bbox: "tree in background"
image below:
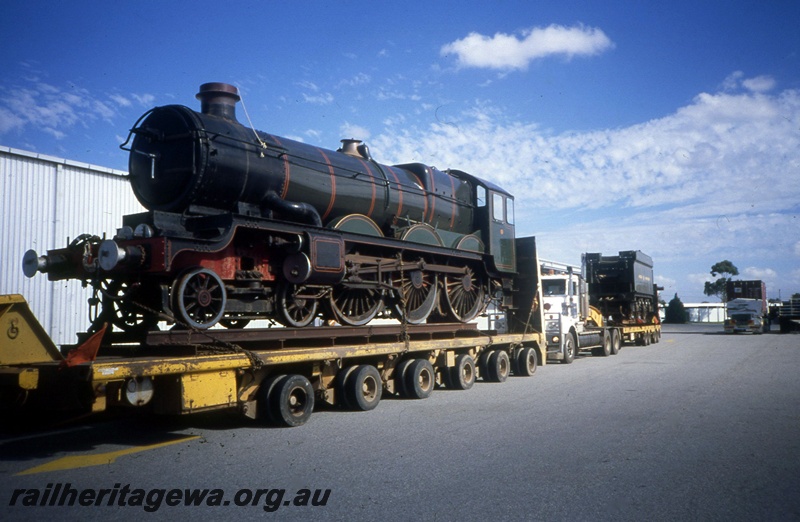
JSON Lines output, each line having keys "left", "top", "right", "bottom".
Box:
{"left": 665, "top": 293, "right": 688, "bottom": 323}
{"left": 703, "top": 260, "right": 739, "bottom": 302}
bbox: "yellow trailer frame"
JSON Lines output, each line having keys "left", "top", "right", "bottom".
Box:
{"left": 1, "top": 295, "right": 544, "bottom": 426}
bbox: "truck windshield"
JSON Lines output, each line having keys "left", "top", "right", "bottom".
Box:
{"left": 544, "top": 280, "right": 566, "bottom": 295}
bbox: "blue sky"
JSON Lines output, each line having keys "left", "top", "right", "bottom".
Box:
{"left": 2, "top": 1, "right": 799, "bottom": 302}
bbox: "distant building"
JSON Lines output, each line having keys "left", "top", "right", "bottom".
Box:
{"left": 682, "top": 302, "right": 726, "bottom": 323}
{"left": 1, "top": 146, "right": 144, "bottom": 345}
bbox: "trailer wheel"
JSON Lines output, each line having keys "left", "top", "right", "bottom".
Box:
{"left": 487, "top": 350, "right": 510, "bottom": 382}
{"left": 610, "top": 330, "right": 620, "bottom": 355}
{"left": 405, "top": 359, "right": 435, "bottom": 399}
{"left": 257, "top": 374, "right": 287, "bottom": 423}
{"left": 600, "top": 332, "right": 612, "bottom": 357}
{"left": 271, "top": 375, "right": 314, "bottom": 427}
{"left": 514, "top": 346, "right": 537, "bottom": 376}
{"left": 345, "top": 365, "right": 382, "bottom": 411}
{"left": 562, "top": 334, "right": 576, "bottom": 364}
{"left": 393, "top": 359, "right": 415, "bottom": 397}
{"left": 478, "top": 350, "right": 492, "bottom": 381}
{"left": 449, "top": 354, "right": 476, "bottom": 389}
{"left": 336, "top": 365, "right": 360, "bottom": 409}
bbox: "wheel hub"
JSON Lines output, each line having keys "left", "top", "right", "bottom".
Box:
{"left": 196, "top": 288, "right": 213, "bottom": 308}
{"left": 409, "top": 270, "right": 424, "bottom": 289}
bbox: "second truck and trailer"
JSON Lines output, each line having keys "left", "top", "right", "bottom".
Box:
{"left": 541, "top": 251, "right": 661, "bottom": 363}
{"left": 724, "top": 280, "right": 769, "bottom": 334}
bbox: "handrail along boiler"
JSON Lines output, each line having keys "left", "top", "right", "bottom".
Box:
{"left": 23, "top": 83, "right": 519, "bottom": 335}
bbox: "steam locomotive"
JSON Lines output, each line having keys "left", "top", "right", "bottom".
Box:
{"left": 23, "top": 83, "right": 518, "bottom": 335}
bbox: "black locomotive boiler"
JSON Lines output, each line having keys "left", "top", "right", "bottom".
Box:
{"left": 24, "top": 83, "right": 518, "bottom": 334}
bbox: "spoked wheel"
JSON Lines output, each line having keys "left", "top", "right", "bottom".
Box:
{"left": 442, "top": 265, "right": 486, "bottom": 322}
{"left": 276, "top": 282, "right": 319, "bottom": 327}
{"left": 99, "top": 279, "right": 158, "bottom": 334}
{"left": 326, "top": 282, "right": 383, "bottom": 326}
{"left": 393, "top": 266, "right": 438, "bottom": 324}
{"left": 172, "top": 267, "right": 227, "bottom": 329}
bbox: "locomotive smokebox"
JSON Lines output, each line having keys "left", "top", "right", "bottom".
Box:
{"left": 196, "top": 82, "right": 240, "bottom": 121}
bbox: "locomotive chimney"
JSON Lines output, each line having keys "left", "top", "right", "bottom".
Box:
{"left": 196, "top": 82, "right": 240, "bottom": 121}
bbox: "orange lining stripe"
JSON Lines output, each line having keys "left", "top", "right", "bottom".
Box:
{"left": 427, "top": 167, "right": 436, "bottom": 223}
{"left": 408, "top": 171, "right": 427, "bottom": 222}
{"left": 357, "top": 158, "right": 376, "bottom": 218}
{"left": 318, "top": 148, "right": 336, "bottom": 221}
{"left": 448, "top": 174, "right": 456, "bottom": 230}
{"left": 387, "top": 167, "right": 403, "bottom": 216}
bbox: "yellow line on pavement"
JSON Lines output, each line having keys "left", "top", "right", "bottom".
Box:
{"left": 16, "top": 435, "right": 200, "bottom": 476}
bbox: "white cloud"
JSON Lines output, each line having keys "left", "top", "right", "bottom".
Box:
{"left": 440, "top": 24, "right": 613, "bottom": 70}
{"left": 742, "top": 75, "right": 776, "bottom": 93}
{"left": 109, "top": 94, "right": 131, "bottom": 107}
{"left": 339, "top": 122, "right": 371, "bottom": 141}
{"left": 131, "top": 93, "right": 155, "bottom": 106}
{"left": 338, "top": 73, "right": 371, "bottom": 88}
{"left": 297, "top": 80, "right": 319, "bottom": 91}
{"left": 742, "top": 267, "right": 778, "bottom": 279}
{"left": 302, "top": 92, "right": 334, "bottom": 105}
{"left": 722, "top": 71, "right": 776, "bottom": 93}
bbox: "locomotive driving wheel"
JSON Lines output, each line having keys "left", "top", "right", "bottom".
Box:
{"left": 442, "top": 265, "right": 486, "bottom": 323}
{"left": 172, "top": 267, "right": 227, "bottom": 329}
{"left": 97, "top": 279, "right": 158, "bottom": 334}
{"left": 276, "top": 282, "right": 319, "bottom": 328}
{"left": 326, "top": 280, "right": 384, "bottom": 327}
{"left": 392, "top": 265, "right": 438, "bottom": 324}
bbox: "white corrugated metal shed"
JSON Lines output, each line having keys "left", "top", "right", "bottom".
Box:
{"left": 1, "top": 145, "right": 145, "bottom": 345}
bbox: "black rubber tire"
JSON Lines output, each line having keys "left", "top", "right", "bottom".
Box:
{"left": 600, "top": 331, "right": 612, "bottom": 356}
{"left": 271, "top": 374, "right": 314, "bottom": 427}
{"left": 441, "top": 365, "right": 454, "bottom": 389}
{"left": 336, "top": 365, "right": 359, "bottom": 409}
{"left": 487, "top": 350, "right": 510, "bottom": 382}
{"left": 479, "top": 349, "right": 494, "bottom": 381}
{"left": 562, "top": 334, "right": 576, "bottom": 364}
{"left": 449, "top": 354, "right": 476, "bottom": 390}
{"left": 514, "top": 346, "right": 537, "bottom": 376}
{"left": 404, "top": 359, "right": 435, "bottom": 399}
{"left": 610, "top": 329, "right": 621, "bottom": 355}
{"left": 345, "top": 365, "right": 382, "bottom": 411}
{"left": 394, "top": 359, "right": 415, "bottom": 397}
{"left": 257, "top": 374, "right": 287, "bottom": 423}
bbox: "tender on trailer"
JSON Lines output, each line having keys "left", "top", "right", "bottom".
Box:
{"left": 540, "top": 251, "right": 662, "bottom": 364}
{"left": 1, "top": 239, "right": 545, "bottom": 428}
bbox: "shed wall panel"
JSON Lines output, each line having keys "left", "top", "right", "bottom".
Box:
{"left": 1, "top": 147, "right": 145, "bottom": 345}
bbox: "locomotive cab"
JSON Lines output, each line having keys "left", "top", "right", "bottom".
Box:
{"left": 456, "top": 172, "right": 516, "bottom": 274}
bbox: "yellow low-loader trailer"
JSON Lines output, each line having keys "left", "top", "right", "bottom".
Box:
{"left": 1, "top": 294, "right": 544, "bottom": 427}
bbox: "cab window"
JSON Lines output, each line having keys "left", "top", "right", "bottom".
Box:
{"left": 493, "top": 193, "right": 504, "bottom": 221}
{"left": 476, "top": 185, "right": 486, "bottom": 207}
{"left": 507, "top": 197, "right": 515, "bottom": 225}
